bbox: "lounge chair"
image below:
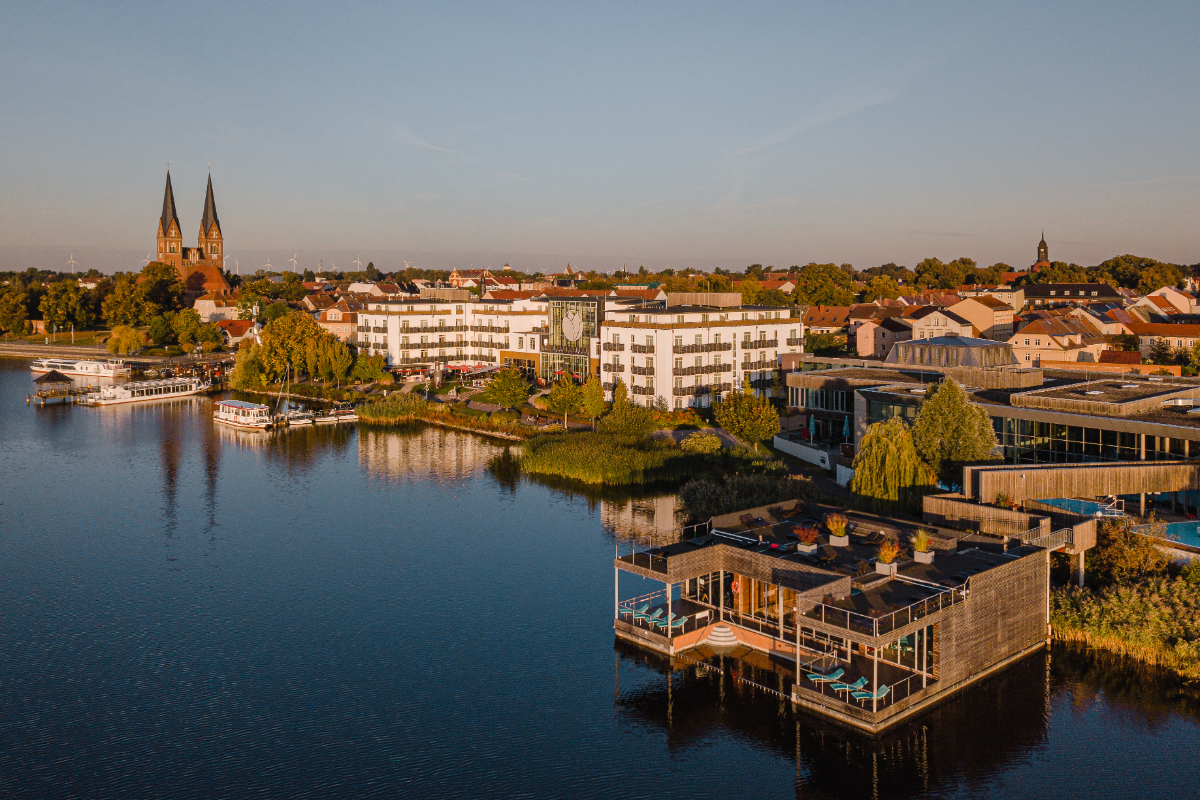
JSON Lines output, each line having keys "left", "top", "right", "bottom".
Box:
{"left": 655, "top": 612, "right": 675, "bottom": 630}
{"left": 830, "top": 677, "right": 867, "bottom": 694}
{"left": 851, "top": 685, "right": 890, "bottom": 703}
{"left": 623, "top": 603, "right": 649, "bottom": 618}
{"left": 806, "top": 668, "right": 845, "bottom": 683}
{"left": 739, "top": 513, "right": 756, "bottom": 527}
{"left": 669, "top": 615, "right": 688, "bottom": 630}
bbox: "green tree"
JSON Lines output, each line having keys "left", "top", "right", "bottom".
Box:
{"left": 739, "top": 278, "right": 764, "bottom": 305}
{"left": 793, "top": 263, "right": 855, "bottom": 306}
{"left": 712, "top": 387, "right": 780, "bottom": 451}
{"left": 258, "top": 310, "right": 327, "bottom": 382}
{"left": 329, "top": 340, "right": 353, "bottom": 386}
{"left": 351, "top": 352, "right": 386, "bottom": 382}
{"left": 544, "top": 378, "right": 582, "bottom": 428}
{"left": 0, "top": 289, "right": 29, "bottom": 334}
{"left": 861, "top": 275, "right": 901, "bottom": 302}
{"left": 611, "top": 377, "right": 629, "bottom": 408}
{"left": 1114, "top": 332, "right": 1140, "bottom": 353}
{"left": 1148, "top": 337, "right": 1173, "bottom": 365}
{"left": 759, "top": 288, "right": 790, "bottom": 306}
{"left": 230, "top": 341, "right": 266, "bottom": 390}
{"left": 849, "top": 417, "right": 936, "bottom": 512}
{"left": 39, "top": 281, "right": 95, "bottom": 330}
{"left": 147, "top": 313, "right": 176, "bottom": 346}
{"left": 486, "top": 367, "right": 531, "bottom": 410}
{"left": 1094, "top": 254, "right": 1184, "bottom": 291}
{"left": 139, "top": 262, "right": 184, "bottom": 313}
{"left": 913, "top": 257, "right": 975, "bottom": 290}
{"left": 101, "top": 276, "right": 148, "bottom": 327}
{"left": 172, "top": 308, "right": 204, "bottom": 346}
{"left": 106, "top": 325, "right": 144, "bottom": 355}
{"left": 909, "top": 378, "right": 999, "bottom": 488}
{"left": 805, "top": 332, "right": 845, "bottom": 357}
{"left": 236, "top": 292, "right": 262, "bottom": 321}
{"left": 579, "top": 375, "right": 606, "bottom": 430}
{"left": 261, "top": 301, "right": 292, "bottom": 324}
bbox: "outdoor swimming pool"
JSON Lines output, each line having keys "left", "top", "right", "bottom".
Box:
{"left": 1036, "top": 497, "right": 1124, "bottom": 517}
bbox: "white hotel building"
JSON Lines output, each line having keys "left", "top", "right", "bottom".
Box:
{"left": 357, "top": 292, "right": 803, "bottom": 408}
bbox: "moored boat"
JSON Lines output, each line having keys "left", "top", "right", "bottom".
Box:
{"left": 282, "top": 409, "right": 315, "bottom": 426}
{"left": 314, "top": 403, "right": 359, "bottom": 424}
{"left": 31, "top": 358, "right": 131, "bottom": 378}
{"left": 81, "top": 377, "right": 208, "bottom": 406}
{"left": 214, "top": 399, "right": 274, "bottom": 429}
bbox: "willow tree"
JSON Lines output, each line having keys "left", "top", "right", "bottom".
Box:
{"left": 850, "top": 417, "right": 936, "bottom": 512}
{"left": 910, "top": 378, "right": 999, "bottom": 489}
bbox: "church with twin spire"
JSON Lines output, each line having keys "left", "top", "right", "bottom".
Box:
{"left": 155, "top": 170, "right": 230, "bottom": 296}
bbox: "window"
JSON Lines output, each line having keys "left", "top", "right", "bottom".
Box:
{"left": 674, "top": 336, "right": 682, "bottom": 347}
{"left": 629, "top": 314, "right": 637, "bottom": 323}
{"left": 694, "top": 334, "right": 702, "bottom": 346}
{"left": 1024, "top": 339, "right": 1029, "bottom": 345}
{"left": 518, "top": 336, "right": 524, "bottom": 349}
{"left": 677, "top": 315, "right": 685, "bottom": 324}
{"left": 701, "top": 313, "right": 709, "bottom": 323}
{"left": 1024, "top": 353, "right": 1030, "bottom": 361}
{"left": 1049, "top": 291, "right": 1056, "bottom": 296}
{"left": 645, "top": 336, "right": 652, "bottom": 347}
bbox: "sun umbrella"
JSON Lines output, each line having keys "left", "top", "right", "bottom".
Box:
{"left": 843, "top": 415, "right": 850, "bottom": 439}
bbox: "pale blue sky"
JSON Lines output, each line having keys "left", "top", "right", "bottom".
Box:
{"left": 2, "top": 1, "right": 1198, "bottom": 274}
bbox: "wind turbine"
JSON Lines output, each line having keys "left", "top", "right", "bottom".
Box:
{"left": 265, "top": 256, "right": 274, "bottom": 272}
{"left": 223, "top": 253, "right": 238, "bottom": 275}
{"left": 353, "top": 254, "right": 364, "bottom": 271}
{"left": 143, "top": 253, "right": 153, "bottom": 266}
{"left": 287, "top": 254, "right": 299, "bottom": 272}
{"left": 66, "top": 253, "right": 77, "bottom": 274}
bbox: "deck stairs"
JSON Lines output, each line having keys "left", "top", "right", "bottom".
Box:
{"left": 704, "top": 624, "right": 739, "bottom": 650}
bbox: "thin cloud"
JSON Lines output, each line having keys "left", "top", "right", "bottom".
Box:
{"left": 730, "top": 87, "right": 900, "bottom": 157}
{"left": 393, "top": 123, "right": 461, "bottom": 154}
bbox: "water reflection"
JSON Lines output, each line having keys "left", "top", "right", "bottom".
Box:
{"left": 615, "top": 639, "right": 1052, "bottom": 799}
{"left": 359, "top": 425, "right": 505, "bottom": 483}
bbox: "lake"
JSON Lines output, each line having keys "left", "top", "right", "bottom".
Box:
{"left": 1, "top": 359, "right": 1198, "bottom": 799}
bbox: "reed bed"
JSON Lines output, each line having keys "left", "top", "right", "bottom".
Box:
{"left": 1052, "top": 578, "right": 1200, "bottom": 680}
{"left": 519, "top": 432, "right": 700, "bottom": 485}
{"left": 357, "top": 393, "right": 533, "bottom": 439}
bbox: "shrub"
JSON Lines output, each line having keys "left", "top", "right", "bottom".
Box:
{"left": 679, "top": 473, "right": 821, "bottom": 521}
{"left": 793, "top": 525, "right": 820, "bottom": 545}
{"left": 107, "top": 325, "right": 143, "bottom": 355}
{"left": 877, "top": 539, "right": 901, "bottom": 564}
{"left": 913, "top": 529, "right": 932, "bottom": 553}
{"left": 1088, "top": 516, "right": 1169, "bottom": 587}
{"left": 825, "top": 513, "right": 847, "bottom": 538}
{"left": 680, "top": 431, "right": 722, "bottom": 455}
{"left": 598, "top": 403, "right": 657, "bottom": 437}
{"left": 357, "top": 392, "right": 429, "bottom": 423}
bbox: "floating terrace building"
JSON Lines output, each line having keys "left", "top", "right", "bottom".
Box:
{"left": 613, "top": 503, "right": 1094, "bottom": 733}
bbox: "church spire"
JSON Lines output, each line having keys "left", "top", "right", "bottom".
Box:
{"left": 200, "top": 172, "right": 220, "bottom": 236}
{"left": 1037, "top": 231, "right": 1049, "bottom": 264}
{"left": 161, "top": 170, "right": 180, "bottom": 235}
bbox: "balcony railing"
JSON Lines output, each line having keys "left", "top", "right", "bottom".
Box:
{"left": 470, "top": 324, "right": 511, "bottom": 333}
{"left": 630, "top": 343, "right": 656, "bottom": 354}
{"left": 630, "top": 365, "right": 655, "bottom": 376}
{"left": 370, "top": 326, "right": 387, "bottom": 333}
{"left": 468, "top": 339, "right": 510, "bottom": 350}
{"left": 602, "top": 363, "right": 626, "bottom": 373}
{"left": 742, "top": 338, "right": 778, "bottom": 351}
{"left": 741, "top": 360, "right": 776, "bottom": 371}
{"left": 631, "top": 385, "right": 656, "bottom": 395}
{"left": 672, "top": 342, "right": 732, "bottom": 354}
{"left": 672, "top": 363, "right": 734, "bottom": 376}
{"left": 786, "top": 337, "right": 803, "bottom": 346}
{"left": 401, "top": 324, "right": 469, "bottom": 333}
{"left": 799, "top": 582, "right": 967, "bottom": 638}
{"left": 602, "top": 342, "right": 626, "bottom": 352}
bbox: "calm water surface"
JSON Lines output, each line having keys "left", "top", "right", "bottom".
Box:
{"left": 1, "top": 360, "right": 1198, "bottom": 799}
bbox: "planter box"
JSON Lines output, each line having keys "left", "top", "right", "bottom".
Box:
{"left": 914, "top": 550, "right": 935, "bottom": 564}
{"left": 797, "top": 543, "right": 818, "bottom": 555}
{"left": 875, "top": 561, "right": 898, "bottom": 576}
{"left": 829, "top": 534, "right": 849, "bottom": 547}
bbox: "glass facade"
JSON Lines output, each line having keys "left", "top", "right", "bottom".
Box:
{"left": 991, "top": 417, "right": 1191, "bottom": 464}
{"left": 540, "top": 352, "right": 591, "bottom": 382}
{"left": 546, "top": 299, "right": 597, "bottom": 353}
{"left": 867, "top": 398, "right": 918, "bottom": 426}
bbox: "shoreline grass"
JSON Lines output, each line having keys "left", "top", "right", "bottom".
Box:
{"left": 519, "top": 432, "right": 704, "bottom": 485}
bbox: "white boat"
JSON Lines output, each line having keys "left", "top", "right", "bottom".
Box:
{"left": 31, "top": 357, "right": 131, "bottom": 378}
{"left": 314, "top": 403, "right": 359, "bottom": 424}
{"left": 282, "top": 409, "right": 315, "bottom": 426}
{"left": 214, "top": 399, "right": 274, "bottom": 429}
{"left": 81, "top": 377, "right": 209, "bottom": 406}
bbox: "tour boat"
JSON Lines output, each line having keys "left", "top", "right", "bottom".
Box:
{"left": 81, "top": 377, "right": 209, "bottom": 406}
{"left": 313, "top": 403, "right": 359, "bottom": 424}
{"left": 31, "top": 358, "right": 131, "bottom": 378}
{"left": 213, "top": 399, "right": 274, "bottom": 430}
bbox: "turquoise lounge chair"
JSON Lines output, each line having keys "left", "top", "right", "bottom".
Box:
{"left": 669, "top": 615, "right": 688, "bottom": 630}
{"left": 807, "top": 668, "right": 844, "bottom": 683}
{"left": 655, "top": 612, "right": 676, "bottom": 630}
{"left": 642, "top": 608, "right": 665, "bottom": 625}
{"left": 851, "top": 685, "right": 890, "bottom": 703}
{"left": 627, "top": 603, "right": 650, "bottom": 619}
{"left": 830, "top": 677, "right": 867, "bottom": 694}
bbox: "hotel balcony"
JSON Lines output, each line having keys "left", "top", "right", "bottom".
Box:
{"left": 630, "top": 365, "right": 655, "bottom": 376}
{"left": 672, "top": 342, "right": 733, "bottom": 354}
{"left": 630, "top": 343, "right": 656, "bottom": 354}
{"left": 603, "top": 363, "right": 626, "bottom": 373}
{"left": 602, "top": 342, "right": 626, "bottom": 352}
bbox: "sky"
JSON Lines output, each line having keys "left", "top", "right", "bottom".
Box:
{"left": 1, "top": 1, "right": 1198, "bottom": 275}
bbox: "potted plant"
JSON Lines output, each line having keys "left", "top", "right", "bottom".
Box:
{"left": 912, "top": 530, "right": 935, "bottom": 564}
{"left": 875, "top": 539, "right": 901, "bottom": 576}
{"left": 825, "top": 513, "right": 849, "bottom": 547}
{"left": 793, "top": 525, "right": 820, "bottom": 554}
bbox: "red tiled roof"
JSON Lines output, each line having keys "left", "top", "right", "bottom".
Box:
{"left": 1127, "top": 322, "right": 1200, "bottom": 337}
{"left": 1098, "top": 350, "right": 1141, "bottom": 364}
{"left": 215, "top": 319, "right": 253, "bottom": 336}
